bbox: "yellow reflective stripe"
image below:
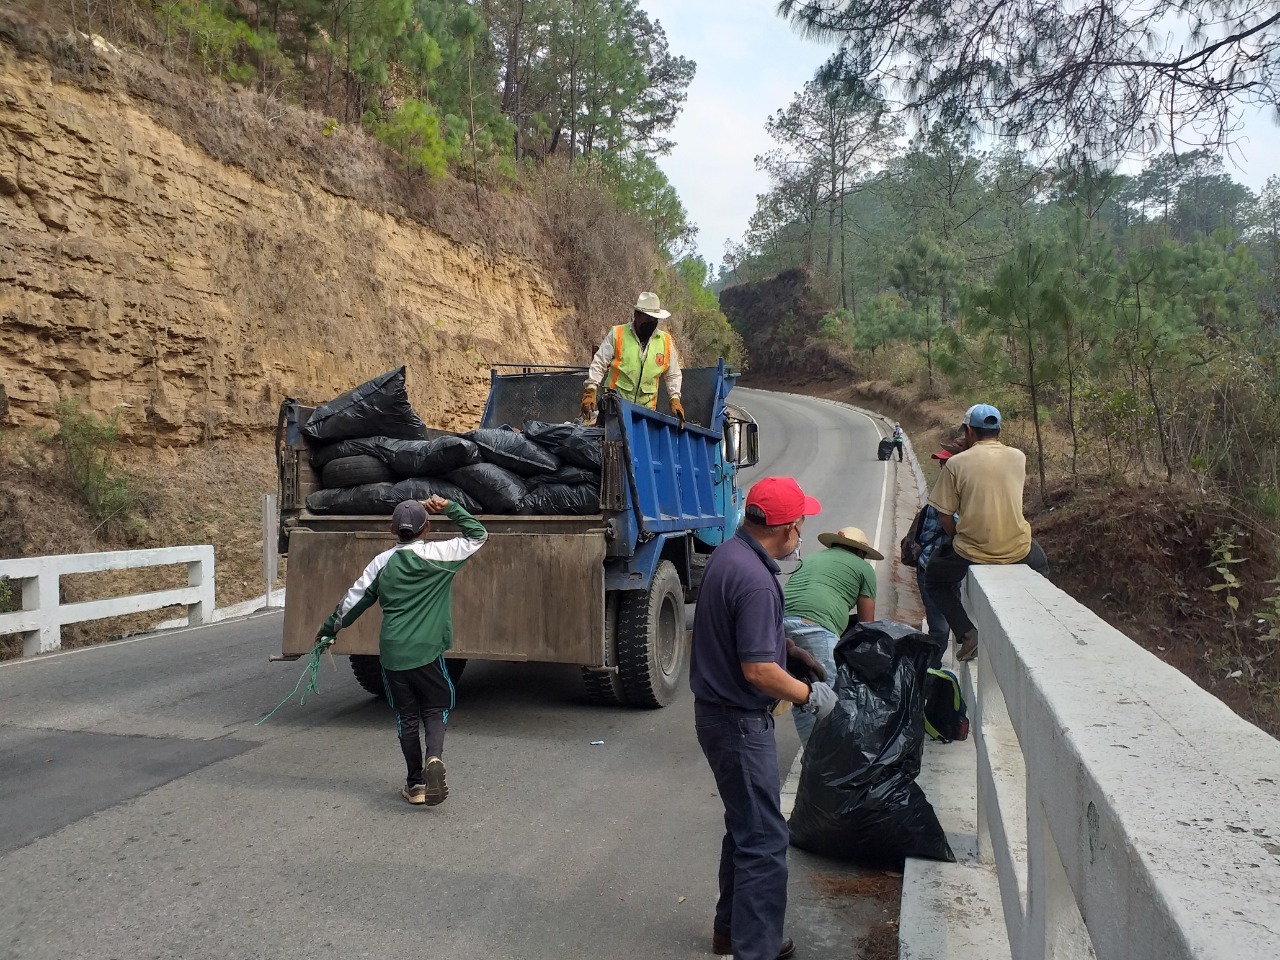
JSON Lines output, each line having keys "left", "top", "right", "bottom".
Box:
{"left": 608, "top": 325, "right": 626, "bottom": 389}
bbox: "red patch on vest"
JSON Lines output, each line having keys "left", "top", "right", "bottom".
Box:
{"left": 656, "top": 353, "right": 666, "bottom": 365}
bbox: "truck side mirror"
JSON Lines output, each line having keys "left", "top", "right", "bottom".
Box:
{"left": 724, "top": 418, "right": 759, "bottom": 468}
{"left": 740, "top": 421, "right": 759, "bottom": 468}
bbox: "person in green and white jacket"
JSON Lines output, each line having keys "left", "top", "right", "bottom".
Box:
{"left": 317, "top": 495, "right": 487, "bottom": 807}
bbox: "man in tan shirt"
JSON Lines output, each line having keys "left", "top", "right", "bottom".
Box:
{"left": 925, "top": 403, "right": 1048, "bottom": 661}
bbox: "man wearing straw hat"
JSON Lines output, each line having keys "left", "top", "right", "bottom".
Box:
{"left": 782, "top": 525, "right": 882, "bottom": 745}
{"left": 581, "top": 291, "right": 686, "bottom": 427}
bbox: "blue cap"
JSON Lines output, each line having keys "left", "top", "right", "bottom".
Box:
{"left": 964, "top": 404, "right": 1002, "bottom": 429}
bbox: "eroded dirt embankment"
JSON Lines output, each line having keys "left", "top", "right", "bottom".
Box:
{"left": 0, "top": 30, "right": 580, "bottom": 444}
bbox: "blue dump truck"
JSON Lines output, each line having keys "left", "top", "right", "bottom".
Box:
{"left": 276, "top": 362, "right": 758, "bottom": 707}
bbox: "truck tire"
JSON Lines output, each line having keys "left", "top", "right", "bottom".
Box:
{"left": 617, "top": 561, "right": 686, "bottom": 708}
{"left": 350, "top": 654, "right": 468, "bottom": 699}
{"left": 322, "top": 455, "right": 394, "bottom": 489}
{"left": 350, "top": 654, "right": 386, "bottom": 698}
{"left": 582, "top": 591, "right": 626, "bottom": 706}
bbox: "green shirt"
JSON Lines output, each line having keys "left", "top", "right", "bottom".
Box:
{"left": 322, "top": 503, "right": 487, "bottom": 671}
{"left": 782, "top": 546, "right": 877, "bottom": 637}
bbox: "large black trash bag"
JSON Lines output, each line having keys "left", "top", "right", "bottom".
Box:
{"left": 302, "top": 368, "right": 429, "bottom": 443}
{"left": 447, "top": 463, "right": 528, "bottom": 513}
{"left": 311, "top": 436, "right": 481, "bottom": 476}
{"left": 522, "top": 482, "right": 600, "bottom": 516}
{"left": 788, "top": 619, "right": 954, "bottom": 866}
{"left": 522, "top": 421, "right": 603, "bottom": 470}
{"left": 306, "top": 482, "right": 397, "bottom": 514}
{"left": 390, "top": 478, "right": 483, "bottom": 515}
{"left": 540, "top": 463, "right": 599, "bottom": 486}
{"left": 463, "top": 427, "right": 560, "bottom": 477}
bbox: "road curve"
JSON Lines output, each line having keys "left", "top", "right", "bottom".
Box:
{"left": 0, "top": 390, "right": 903, "bottom": 960}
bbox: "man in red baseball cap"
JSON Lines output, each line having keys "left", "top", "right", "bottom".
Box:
{"left": 690, "top": 476, "right": 835, "bottom": 960}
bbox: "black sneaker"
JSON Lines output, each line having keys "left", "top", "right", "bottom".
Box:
{"left": 401, "top": 783, "right": 426, "bottom": 806}
{"left": 424, "top": 757, "right": 448, "bottom": 806}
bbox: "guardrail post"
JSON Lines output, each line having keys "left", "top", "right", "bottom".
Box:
{"left": 187, "top": 547, "right": 215, "bottom": 626}
{"left": 22, "top": 562, "right": 60, "bottom": 656}
{"left": 262, "top": 494, "right": 278, "bottom": 607}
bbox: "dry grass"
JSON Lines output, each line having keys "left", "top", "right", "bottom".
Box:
{"left": 854, "top": 921, "right": 901, "bottom": 960}
{"left": 807, "top": 870, "right": 902, "bottom": 959}
{"left": 1, "top": 428, "right": 278, "bottom": 659}
{"left": 810, "top": 870, "right": 903, "bottom": 904}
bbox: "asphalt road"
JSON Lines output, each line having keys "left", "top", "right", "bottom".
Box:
{"left": 0, "top": 390, "right": 905, "bottom": 960}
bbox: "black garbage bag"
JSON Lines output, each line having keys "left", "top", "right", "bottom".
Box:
{"left": 447, "top": 463, "right": 528, "bottom": 513}
{"left": 463, "top": 427, "right": 560, "bottom": 477}
{"left": 306, "top": 482, "right": 397, "bottom": 514}
{"left": 522, "top": 421, "right": 603, "bottom": 470}
{"left": 390, "top": 478, "right": 483, "bottom": 515}
{"left": 310, "top": 435, "right": 481, "bottom": 477}
{"left": 877, "top": 437, "right": 895, "bottom": 461}
{"left": 788, "top": 619, "right": 954, "bottom": 866}
{"left": 540, "top": 463, "right": 599, "bottom": 486}
{"left": 302, "top": 368, "right": 429, "bottom": 443}
{"left": 522, "top": 482, "right": 600, "bottom": 516}
{"left": 311, "top": 437, "right": 383, "bottom": 470}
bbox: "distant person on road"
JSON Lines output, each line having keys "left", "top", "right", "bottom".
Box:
{"left": 316, "top": 496, "right": 487, "bottom": 807}
{"left": 891, "top": 423, "right": 905, "bottom": 461}
{"left": 924, "top": 404, "right": 1048, "bottom": 662}
{"left": 690, "top": 476, "right": 836, "bottom": 960}
{"left": 782, "top": 525, "right": 881, "bottom": 745}
{"left": 581, "top": 291, "right": 686, "bottom": 427}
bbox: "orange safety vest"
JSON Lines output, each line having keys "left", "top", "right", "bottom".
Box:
{"left": 606, "top": 324, "right": 672, "bottom": 410}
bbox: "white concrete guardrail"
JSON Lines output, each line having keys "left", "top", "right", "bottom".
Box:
{"left": 0, "top": 546, "right": 215, "bottom": 657}
{"left": 956, "top": 563, "right": 1280, "bottom": 960}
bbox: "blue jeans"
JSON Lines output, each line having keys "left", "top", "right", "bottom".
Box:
{"left": 917, "top": 567, "right": 952, "bottom": 669}
{"left": 783, "top": 616, "right": 838, "bottom": 746}
{"left": 695, "top": 705, "right": 789, "bottom": 960}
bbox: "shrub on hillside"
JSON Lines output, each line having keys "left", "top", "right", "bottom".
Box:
{"left": 52, "top": 400, "right": 139, "bottom": 529}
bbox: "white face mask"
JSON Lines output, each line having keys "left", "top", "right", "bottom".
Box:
{"left": 781, "top": 535, "right": 803, "bottom": 562}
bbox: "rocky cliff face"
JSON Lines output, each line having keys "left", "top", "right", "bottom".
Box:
{"left": 0, "top": 41, "right": 576, "bottom": 444}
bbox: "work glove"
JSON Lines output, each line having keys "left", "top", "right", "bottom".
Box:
{"left": 786, "top": 638, "right": 827, "bottom": 683}
{"left": 669, "top": 396, "right": 686, "bottom": 428}
{"left": 314, "top": 630, "right": 335, "bottom": 650}
{"left": 581, "top": 385, "right": 597, "bottom": 422}
{"left": 802, "top": 681, "right": 837, "bottom": 719}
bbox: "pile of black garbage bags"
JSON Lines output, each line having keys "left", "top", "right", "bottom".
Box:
{"left": 300, "top": 369, "right": 603, "bottom": 516}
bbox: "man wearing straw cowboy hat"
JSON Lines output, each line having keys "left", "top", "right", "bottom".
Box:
{"left": 581, "top": 291, "right": 686, "bottom": 427}
{"left": 782, "top": 525, "right": 881, "bottom": 745}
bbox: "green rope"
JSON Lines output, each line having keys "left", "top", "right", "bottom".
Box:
{"left": 256, "top": 638, "right": 333, "bottom": 725}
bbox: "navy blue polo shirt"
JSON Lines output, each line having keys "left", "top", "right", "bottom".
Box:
{"left": 690, "top": 526, "right": 787, "bottom": 709}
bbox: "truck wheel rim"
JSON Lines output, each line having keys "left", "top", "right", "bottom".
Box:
{"left": 657, "top": 595, "right": 679, "bottom": 676}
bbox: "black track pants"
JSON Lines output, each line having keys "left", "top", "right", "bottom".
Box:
{"left": 382, "top": 658, "right": 456, "bottom": 786}
{"left": 925, "top": 541, "right": 1049, "bottom": 639}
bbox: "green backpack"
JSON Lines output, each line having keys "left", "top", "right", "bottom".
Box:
{"left": 923, "top": 668, "right": 970, "bottom": 743}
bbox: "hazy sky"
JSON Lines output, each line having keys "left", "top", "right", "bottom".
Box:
{"left": 644, "top": 1, "right": 1280, "bottom": 269}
